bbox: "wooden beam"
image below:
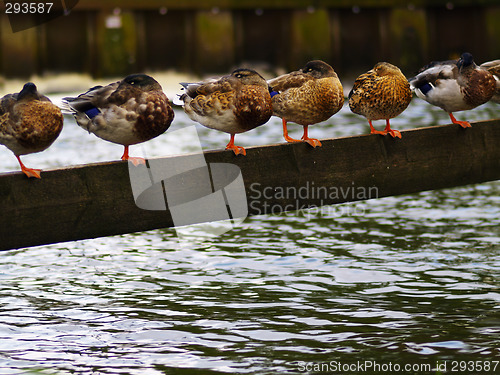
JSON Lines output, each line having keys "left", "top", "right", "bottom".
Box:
{"left": 1, "top": 119, "right": 500, "bottom": 251}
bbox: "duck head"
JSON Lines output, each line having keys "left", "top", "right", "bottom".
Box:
{"left": 231, "top": 68, "right": 268, "bottom": 89}
{"left": 17, "top": 82, "right": 41, "bottom": 101}
{"left": 373, "top": 62, "right": 403, "bottom": 77}
{"left": 122, "top": 74, "right": 163, "bottom": 92}
{"left": 457, "top": 52, "right": 475, "bottom": 71}
{"left": 301, "top": 60, "right": 336, "bottom": 78}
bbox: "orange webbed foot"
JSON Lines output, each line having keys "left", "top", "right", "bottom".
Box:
{"left": 449, "top": 113, "right": 471, "bottom": 129}
{"left": 22, "top": 167, "right": 42, "bottom": 179}
{"left": 387, "top": 129, "right": 402, "bottom": 138}
{"left": 369, "top": 120, "right": 387, "bottom": 136}
{"left": 301, "top": 126, "right": 322, "bottom": 147}
{"left": 383, "top": 120, "right": 402, "bottom": 139}
{"left": 123, "top": 156, "right": 146, "bottom": 166}
{"left": 455, "top": 120, "right": 472, "bottom": 129}
{"left": 226, "top": 144, "right": 247, "bottom": 156}
{"left": 302, "top": 136, "right": 322, "bottom": 148}
{"left": 121, "top": 146, "right": 146, "bottom": 166}
{"left": 16, "top": 156, "right": 41, "bottom": 179}
{"left": 370, "top": 129, "right": 388, "bottom": 136}
{"left": 225, "top": 134, "right": 246, "bottom": 156}
{"left": 284, "top": 134, "right": 302, "bottom": 143}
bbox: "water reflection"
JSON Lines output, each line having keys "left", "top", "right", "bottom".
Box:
{"left": 0, "top": 90, "right": 499, "bottom": 374}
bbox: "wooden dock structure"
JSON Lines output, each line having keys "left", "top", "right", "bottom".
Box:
{"left": 1, "top": 1, "right": 500, "bottom": 78}
{"left": 1, "top": 119, "right": 500, "bottom": 251}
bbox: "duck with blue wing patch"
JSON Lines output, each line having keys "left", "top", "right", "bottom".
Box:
{"left": 409, "top": 53, "right": 496, "bottom": 128}
{"left": 62, "top": 74, "right": 174, "bottom": 166}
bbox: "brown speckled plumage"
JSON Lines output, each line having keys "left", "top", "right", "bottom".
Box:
{"left": 0, "top": 82, "right": 63, "bottom": 178}
{"left": 63, "top": 74, "right": 174, "bottom": 165}
{"left": 268, "top": 60, "right": 344, "bottom": 147}
{"left": 180, "top": 68, "right": 273, "bottom": 156}
{"left": 135, "top": 91, "right": 174, "bottom": 141}
{"left": 462, "top": 67, "right": 496, "bottom": 108}
{"left": 479, "top": 59, "right": 500, "bottom": 104}
{"left": 349, "top": 62, "right": 411, "bottom": 138}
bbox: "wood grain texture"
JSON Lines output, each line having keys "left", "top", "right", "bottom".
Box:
{"left": 1, "top": 119, "right": 500, "bottom": 251}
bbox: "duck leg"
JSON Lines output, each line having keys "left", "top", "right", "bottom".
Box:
{"left": 225, "top": 134, "right": 246, "bottom": 156}
{"left": 382, "top": 119, "right": 402, "bottom": 138}
{"left": 368, "top": 120, "right": 387, "bottom": 136}
{"left": 16, "top": 155, "right": 41, "bottom": 179}
{"left": 449, "top": 113, "right": 471, "bottom": 128}
{"left": 121, "top": 145, "right": 146, "bottom": 166}
{"left": 282, "top": 118, "right": 301, "bottom": 143}
{"left": 301, "top": 125, "right": 322, "bottom": 147}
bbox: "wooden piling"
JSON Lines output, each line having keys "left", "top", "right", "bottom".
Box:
{"left": 193, "top": 9, "right": 235, "bottom": 73}
{"left": 1, "top": 119, "right": 500, "bottom": 251}
{"left": 95, "top": 9, "right": 138, "bottom": 77}
{"left": 388, "top": 7, "right": 428, "bottom": 74}
{"left": 485, "top": 6, "right": 500, "bottom": 60}
{"left": 289, "top": 8, "right": 331, "bottom": 68}
{"left": 0, "top": 14, "right": 39, "bottom": 77}
{"left": 1, "top": 1, "right": 499, "bottom": 78}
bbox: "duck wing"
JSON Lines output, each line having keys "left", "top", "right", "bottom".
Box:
{"left": 268, "top": 71, "right": 313, "bottom": 92}
{"left": 480, "top": 60, "right": 500, "bottom": 104}
{"left": 0, "top": 93, "right": 17, "bottom": 116}
{"left": 62, "top": 83, "right": 118, "bottom": 114}
{"left": 180, "top": 75, "right": 237, "bottom": 98}
{"left": 409, "top": 62, "right": 458, "bottom": 94}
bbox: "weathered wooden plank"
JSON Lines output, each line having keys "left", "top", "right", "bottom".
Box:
{"left": 1, "top": 119, "right": 500, "bottom": 251}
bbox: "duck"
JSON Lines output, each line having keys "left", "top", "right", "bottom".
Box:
{"left": 268, "top": 60, "right": 344, "bottom": 148}
{"left": 0, "top": 82, "right": 63, "bottom": 178}
{"left": 479, "top": 59, "right": 500, "bottom": 104}
{"left": 348, "top": 62, "right": 412, "bottom": 138}
{"left": 409, "top": 52, "right": 496, "bottom": 128}
{"left": 179, "top": 68, "right": 273, "bottom": 156}
{"left": 62, "top": 74, "right": 174, "bottom": 166}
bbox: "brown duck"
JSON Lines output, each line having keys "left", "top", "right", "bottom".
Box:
{"left": 180, "top": 68, "right": 273, "bottom": 156}
{"left": 349, "top": 62, "right": 412, "bottom": 138}
{"left": 0, "top": 83, "right": 63, "bottom": 178}
{"left": 268, "top": 60, "right": 344, "bottom": 147}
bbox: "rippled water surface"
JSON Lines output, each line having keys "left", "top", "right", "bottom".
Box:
{"left": 0, "top": 88, "right": 499, "bottom": 374}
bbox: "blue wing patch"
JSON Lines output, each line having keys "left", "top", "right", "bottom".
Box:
{"left": 85, "top": 107, "right": 100, "bottom": 119}
{"left": 418, "top": 82, "right": 433, "bottom": 95}
{"left": 270, "top": 90, "right": 279, "bottom": 98}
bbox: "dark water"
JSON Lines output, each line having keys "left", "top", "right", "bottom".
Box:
{"left": 0, "top": 96, "right": 499, "bottom": 374}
